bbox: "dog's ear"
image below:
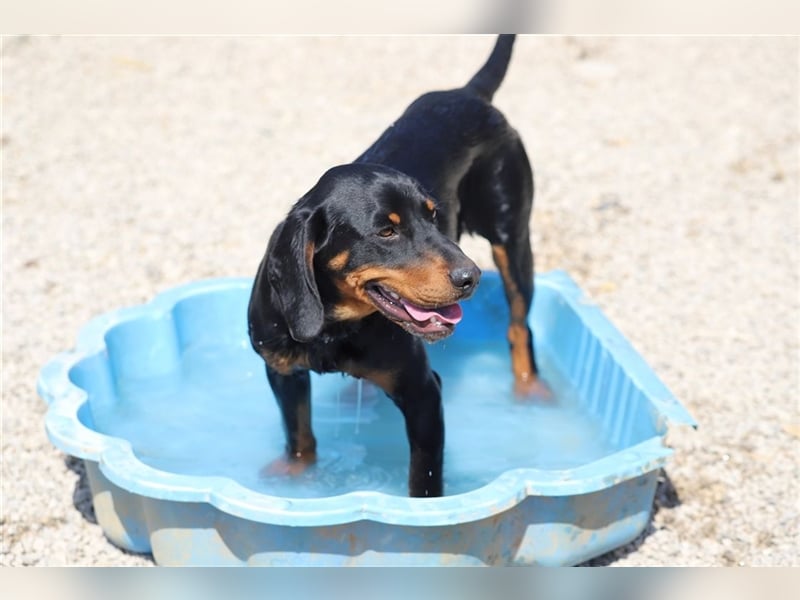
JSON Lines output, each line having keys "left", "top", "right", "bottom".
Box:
{"left": 266, "top": 208, "right": 325, "bottom": 342}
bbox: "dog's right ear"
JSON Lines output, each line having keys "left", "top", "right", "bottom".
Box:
{"left": 265, "top": 208, "right": 325, "bottom": 342}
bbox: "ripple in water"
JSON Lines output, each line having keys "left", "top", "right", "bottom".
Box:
{"left": 91, "top": 339, "right": 619, "bottom": 499}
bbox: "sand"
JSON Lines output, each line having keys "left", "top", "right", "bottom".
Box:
{"left": 2, "top": 35, "right": 798, "bottom": 566}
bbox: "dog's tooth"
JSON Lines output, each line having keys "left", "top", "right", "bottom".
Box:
{"left": 388, "top": 291, "right": 400, "bottom": 300}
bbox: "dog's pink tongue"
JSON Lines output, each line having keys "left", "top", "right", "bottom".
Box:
{"left": 401, "top": 300, "right": 463, "bottom": 325}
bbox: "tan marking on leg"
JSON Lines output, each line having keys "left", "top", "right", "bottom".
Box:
{"left": 363, "top": 369, "right": 398, "bottom": 396}
{"left": 260, "top": 450, "right": 316, "bottom": 477}
{"left": 492, "top": 244, "right": 538, "bottom": 392}
{"left": 508, "top": 322, "right": 535, "bottom": 389}
{"left": 345, "top": 364, "right": 398, "bottom": 396}
{"left": 292, "top": 401, "right": 317, "bottom": 459}
{"left": 262, "top": 349, "right": 310, "bottom": 375}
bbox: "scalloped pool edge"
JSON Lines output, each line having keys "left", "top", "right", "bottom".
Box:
{"left": 38, "top": 271, "right": 695, "bottom": 532}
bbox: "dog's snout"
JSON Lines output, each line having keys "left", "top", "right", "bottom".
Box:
{"left": 449, "top": 264, "right": 481, "bottom": 294}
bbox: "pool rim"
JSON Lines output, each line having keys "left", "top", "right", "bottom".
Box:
{"left": 38, "top": 270, "right": 695, "bottom": 528}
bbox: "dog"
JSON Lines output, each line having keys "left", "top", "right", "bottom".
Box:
{"left": 248, "top": 35, "right": 542, "bottom": 498}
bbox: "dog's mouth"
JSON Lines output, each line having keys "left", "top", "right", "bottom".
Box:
{"left": 365, "top": 283, "right": 463, "bottom": 341}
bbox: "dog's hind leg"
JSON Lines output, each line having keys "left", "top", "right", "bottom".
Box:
{"left": 490, "top": 237, "right": 543, "bottom": 396}
{"left": 459, "top": 136, "right": 544, "bottom": 396}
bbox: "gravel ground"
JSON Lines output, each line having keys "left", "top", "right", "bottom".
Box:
{"left": 2, "top": 35, "right": 798, "bottom": 566}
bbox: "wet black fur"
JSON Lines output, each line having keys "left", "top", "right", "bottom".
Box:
{"left": 248, "top": 35, "right": 535, "bottom": 497}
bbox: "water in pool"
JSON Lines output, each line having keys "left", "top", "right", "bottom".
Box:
{"left": 84, "top": 338, "right": 619, "bottom": 498}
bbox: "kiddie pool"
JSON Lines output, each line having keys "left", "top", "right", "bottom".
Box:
{"left": 38, "top": 271, "right": 695, "bottom": 566}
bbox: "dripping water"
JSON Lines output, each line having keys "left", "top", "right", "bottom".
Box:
{"left": 355, "top": 378, "right": 363, "bottom": 434}
{"left": 335, "top": 385, "right": 342, "bottom": 438}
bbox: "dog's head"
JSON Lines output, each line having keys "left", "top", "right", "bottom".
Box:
{"left": 263, "top": 164, "right": 480, "bottom": 343}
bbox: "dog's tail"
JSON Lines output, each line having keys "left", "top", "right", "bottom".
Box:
{"left": 465, "top": 34, "right": 516, "bottom": 102}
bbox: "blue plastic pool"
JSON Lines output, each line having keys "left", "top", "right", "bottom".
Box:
{"left": 38, "top": 270, "right": 694, "bottom": 565}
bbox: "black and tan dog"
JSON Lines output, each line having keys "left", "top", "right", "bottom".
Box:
{"left": 248, "top": 35, "right": 543, "bottom": 497}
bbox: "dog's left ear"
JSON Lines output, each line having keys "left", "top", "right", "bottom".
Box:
{"left": 266, "top": 208, "right": 325, "bottom": 342}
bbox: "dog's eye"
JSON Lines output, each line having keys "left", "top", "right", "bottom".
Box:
{"left": 430, "top": 209, "right": 437, "bottom": 221}
{"left": 377, "top": 226, "right": 397, "bottom": 238}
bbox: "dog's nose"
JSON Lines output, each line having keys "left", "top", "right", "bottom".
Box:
{"left": 449, "top": 265, "right": 481, "bottom": 293}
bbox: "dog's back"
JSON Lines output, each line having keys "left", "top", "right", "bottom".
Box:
{"left": 355, "top": 35, "right": 526, "bottom": 241}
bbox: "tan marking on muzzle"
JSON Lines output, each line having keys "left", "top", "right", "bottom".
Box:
{"left": 347, "top": 255, "right": 457, "bottom": 307}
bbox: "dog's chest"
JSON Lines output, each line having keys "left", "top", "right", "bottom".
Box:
{"left": 260, "top": 324, "right": 368, "bottom": 376}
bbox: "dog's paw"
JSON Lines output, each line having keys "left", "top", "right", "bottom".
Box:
{"left": 513, "top": 375, "right": 553, "bottom": 402}
{"left": 259, "top": 452, "right": 317, "bottom": 478}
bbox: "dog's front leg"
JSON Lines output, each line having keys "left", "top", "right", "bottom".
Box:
{"left": 391, "top": 370, "right": 444, "bottom": 498}
{"left": 346, "top": 333, "right": 445, "bottom": 498}
{"left": 265, "top": 366, "right": 317, "bottom": 467}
